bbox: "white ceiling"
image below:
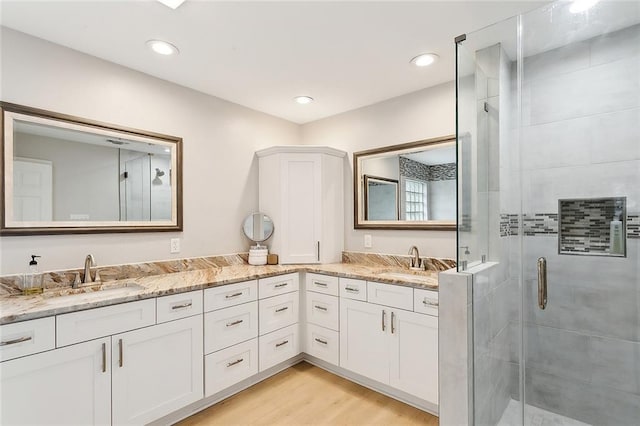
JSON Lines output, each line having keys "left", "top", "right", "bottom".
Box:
{"left": 0, "top": 0, "right": 546, "bottom": 124}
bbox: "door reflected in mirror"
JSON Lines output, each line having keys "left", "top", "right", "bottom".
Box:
{"left": 1, "top": 102, "right": 183, "bottom": 235}
{"left": 354, "top": 135, "right": 456, "bottom": 230}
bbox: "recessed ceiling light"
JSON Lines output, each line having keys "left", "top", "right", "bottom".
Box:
{"left": 146, "top": 40, "right": 179, "bottom": 56}
{"left": 157, "top": 0, "right": 186, "bottom": 10}
{"left": 569, "top": 0, "right": 599, "bottom": 13}
{"left": 410, "top": 53, "right": 439, "bottom": 67}
{"left": 164, "top": 148, "right": 171, "bottom": 153}
{"left": 294, "top": 96, "right": 314, "bottom": 105}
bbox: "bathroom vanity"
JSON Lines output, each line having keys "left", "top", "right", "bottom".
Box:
{"left": 0, "top": 261, "right": 441, "bottom": 425}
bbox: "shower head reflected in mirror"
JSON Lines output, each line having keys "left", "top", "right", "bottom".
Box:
{"left": 153, "top": 168, "right": 165, "bottom": 185}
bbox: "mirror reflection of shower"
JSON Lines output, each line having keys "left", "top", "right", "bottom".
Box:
{"left": 120, "top": 150, "right": 172, "bottom": 221}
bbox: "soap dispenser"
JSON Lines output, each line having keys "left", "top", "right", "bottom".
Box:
{"left": 609, "top": 201, "right": 624, "bottom": 256}
{"left": 23, "top": 255, "right": 43, "bottom": 295}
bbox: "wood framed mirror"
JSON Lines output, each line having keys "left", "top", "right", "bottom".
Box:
{"left": 1, "top": 102, "right": 183, "bottom": 235}
{"left": 354, "top": 135, "right": 456, "bottom": 230}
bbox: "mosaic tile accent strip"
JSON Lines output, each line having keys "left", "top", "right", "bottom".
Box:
{"left": 523, "top": 213, "right": 559, "bottom": 236}
{"left": 342, "top": 251, "right": 456, "bottom": 272}
{"left": 559, "top": 198, "right": 625, "bottom": 255}
{"left": 500, "top": 214, "right": 520, "bottom": 237}
{"left": 628, "top": 215, "right": 639, "bottom": 239}
{"left": 399, "top": 157, "right": 456, "bottom": 182}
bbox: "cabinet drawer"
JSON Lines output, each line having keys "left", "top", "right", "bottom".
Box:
{"left": 339, "top": 278, "right": 366, "bottom": 301}
{"left": 259, "top": 323, "right": 300, "bottom": 372}
{"left": 204, "top": 280, "right": 257, "bottom": 312}
{"left": 258, "top": 273, "right": 299, "bottom": 299}
{"left": 306, "top": 273, "right": 338, "bottom": 296}
{"left": 305, "top": 323, "right": 339, "bottom": 366}
{"left": 367, "top": 281, "right": 413, "bottom": 311}
{"left": 0, "top": 317, "right": 55, "bottom": 362}
{"left": 57, "top": 299, "right": 155, "bottom": 347}
{"left": 157, "top": 290, "right": 203, "bottom": 324}
{"left": 259, "top": 291, "right": 299, "bottom": 336}
{"left": 305, "top": 291, "right": 339, "bottom": 331}
{"left": 205, "top": 338, "right": 258, "bottom": 397}
{"left": 204, "top": 301, "right": 258, "bottom": 354}
{"left": 413, "top": 288, "right": 439, "bottom": 317}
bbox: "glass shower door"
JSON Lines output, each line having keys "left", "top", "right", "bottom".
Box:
{"left": 519, "top": 1, "right": 640, "bottom": 425}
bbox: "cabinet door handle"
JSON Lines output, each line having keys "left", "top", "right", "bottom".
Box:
{"left": 316, "top": 241, "right": 320, "bottom": 262}
{"left": 275, "top": 340, "right": 289, "bottom": 348}
{"left": 101, "top": 342, "right": 107, "bottom": 373}
{"left": 314, "top": 338, "right": 328, "bottom": 345}
{"left": 226, "top": 319, "right": 244, "bottom": 327}
{"left": 225, "top": 292, "right": 243, "bottom": 299}
{"left": 0, "top": 336, "right": 32, "bottom": 346}
{"left": 275, "top": 306, "right": 289, "bottom": 313}
{"left": 314, "top": 281, "right": 328, "bottom": 288}
{"left": 314, "top": 305, "right": 328, "bottom": 311}
{"left": 345, "top": 286, "right": 359, "bottom": 293}
{"left": 382, "top": 310, "right": 386, "bottom": 332}
{"left": 226, "top": 358, "right": 244, "bottom": 367}
{"left": 118, "top": 339, "right": 124, "bottom": 368}
{"left": 172, "top": 302, "right": 192, "bottom": 310}
{"left": 274, "top": 282, "right": 288, "bottom": 288}
{"left": 391, "top": 311, "right": 396, "bottom": 334}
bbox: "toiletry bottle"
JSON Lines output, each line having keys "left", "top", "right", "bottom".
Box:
{"left": 23, "top": 255, "right": 43, "bottom": 295}
{"left": 609, "top": 214, "right": 623, "bottom": 255}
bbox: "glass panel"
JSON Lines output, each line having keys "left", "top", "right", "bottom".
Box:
{"left": 520, "top": 1, "right": 640, "bottom": 425}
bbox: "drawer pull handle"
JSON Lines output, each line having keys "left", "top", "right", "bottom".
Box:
{"left": 275, "top": 340, "right": 289, "bottom": 348}
{"left": 314, "top": 281, "right": 328, "bottom": 287}
{"left": 0, "top": 336, "right": 32, "bottom": 346}
{"left": 225, "top": 292, "right": 243, "bottom": 299}
{"left": 314, "top": 338, "right": 328, "bottom": 345}
{"left": 275, "top": 307, "right": 288, "bottom": 313}
{"left": 172, "top": 302, "right": 193, "bottom": 310}
{"left": 314, "top": 305, "right": 328, "bottom": 311}
{"left": 118, "top": 339, "right": 124, "bottom": 368}
{"left": 274, "top": 283, "right": 288, "bottom": 288}
{"left": 102, "top": 342, "right": 107, "bottom": 373}
{"left": 227, "top": 358, "right": 244, "bottom": 367}
{"left": 226, "top": 319, "right": 244, "bottom": 327}
{"left": 345, "top": 287, "right": 359, "bottom": 293}
{"left": 423, "top": 298, "right": 439, "bottom": 307}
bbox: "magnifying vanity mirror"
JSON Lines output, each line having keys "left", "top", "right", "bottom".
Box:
{"left": 242, "top": 212, "right": 274, "bottom": 246}
{"left": 354, "top": 135, "right": 456, "bottom": 230}
{"left": 1, "top": 102, "right": 183, "bottom": 235}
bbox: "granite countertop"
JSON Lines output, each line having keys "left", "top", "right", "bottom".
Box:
{"left": 0, "top": 262, "right": 439, "bottom": 325}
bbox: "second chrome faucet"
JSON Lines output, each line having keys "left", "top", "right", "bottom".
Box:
{"left": 408, "top": 246, "right": 423, "bottom": 270}
{"left": 73, "top": 254, "right": 97, "bottom": 288}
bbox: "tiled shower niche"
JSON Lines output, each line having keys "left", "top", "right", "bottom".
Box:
{"left": 558, "top": 197, "right": 627, "bottom": 257}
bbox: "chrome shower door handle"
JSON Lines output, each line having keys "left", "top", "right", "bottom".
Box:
{"left": 537, "top": 257, "right": 547, "bottom": 310}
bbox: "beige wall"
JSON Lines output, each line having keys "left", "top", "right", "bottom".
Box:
{"left": 300, "top": 82, "right": 457, "bottom": 258}
{"left": 0, "top": 28, "right": 300, "bottom": 275}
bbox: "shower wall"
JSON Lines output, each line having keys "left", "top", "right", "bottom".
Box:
{"left": 520, "top": 23, "right": 640, "bottom": 424}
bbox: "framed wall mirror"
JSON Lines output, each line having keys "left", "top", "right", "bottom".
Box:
{"left": 1, "top": 102, "right": 183, "bottom": 235}
{"left": 354, "top": 135, "right": 456, "bottom": 230}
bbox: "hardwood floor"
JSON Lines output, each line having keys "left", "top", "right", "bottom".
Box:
{"left": 177, "top": 362, "right": 439, "bottom": 426}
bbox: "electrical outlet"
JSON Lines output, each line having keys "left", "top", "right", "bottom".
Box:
{"left": 170, "top": 238, "right": 180, "bottom": 253}
{"left": 364, "top": 234, "right": 372, "bottom": 248}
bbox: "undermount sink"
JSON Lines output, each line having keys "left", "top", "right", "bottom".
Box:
{"left": 42, "top": 282, "right": 145, "bottom": 302}
{"left": 376, "top": 271, "right": 435, "bottom": 283}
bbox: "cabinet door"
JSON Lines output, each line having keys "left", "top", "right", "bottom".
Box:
{"left": 339, "top": 298, "right": 389, "bottom": 384}
{"left": 389, "top": 310, "right": 438, "bottom": 404}
{"left": 111, "top": 315, "right": 203, "bottom": 425}
{"left": 280, "top": 153, "right": 322, "bottom": 264}
{"left": 0, "top": 337, "right": 111, "bottom": 425}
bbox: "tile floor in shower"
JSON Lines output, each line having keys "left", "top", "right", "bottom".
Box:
{"left": 498, "top": 399, "right": 590, "bottom": 426}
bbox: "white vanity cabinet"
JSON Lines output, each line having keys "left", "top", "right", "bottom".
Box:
{"left": 0, "top": 336, "right": 112, "bottom": 426}
{"left": 257, "top": 146, "right": 346, "bottom": 264}
{"left": 303, "top": 273, "right": 340, "bottom": 366}
{"left": 340, "top": 280, "right": 439, "bottom": 406}
{"left": 111, "top": 315, "right": 203, "bottom": 425}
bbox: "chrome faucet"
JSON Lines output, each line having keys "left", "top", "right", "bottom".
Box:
{"left": 82, "top": 254, "right": 96, "bottom": 284}
{"left": 408, "top": 246, "right": 421, "bottom": 270}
